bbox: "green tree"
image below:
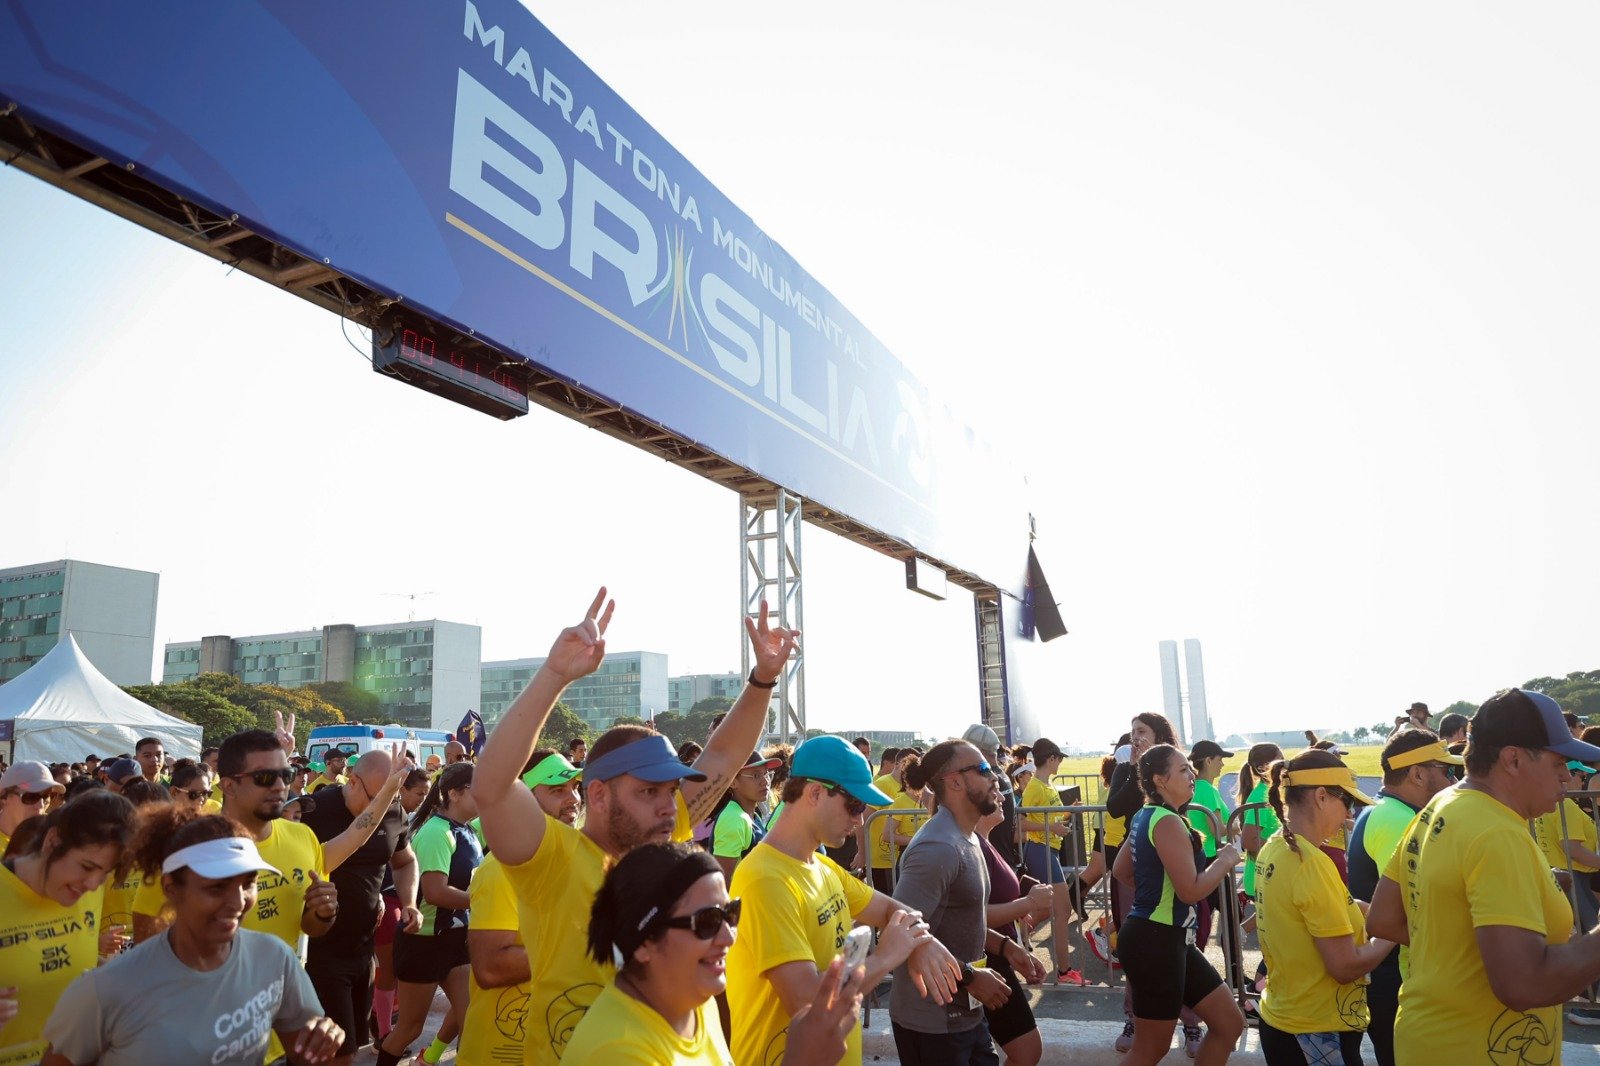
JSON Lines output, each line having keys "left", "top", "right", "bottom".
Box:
{"left": 124, "top": 684, "right": 256, "bottom": 747}
{"left": 305, "top": 681, "right": 382, "bottom": 723}
{"left": 1440, "top": 700, "right": 1478, "bottom": 720}
{"left": 539, "top": 703, "right": 592, "bottom": 748}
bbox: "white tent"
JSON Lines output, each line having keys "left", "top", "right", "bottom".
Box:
{"left": 0, "top": 634, "right": 202, "bottom": 764}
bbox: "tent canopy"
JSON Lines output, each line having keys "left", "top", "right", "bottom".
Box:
{"left": 0, "top": 634, "right": 203, "bottom": 764}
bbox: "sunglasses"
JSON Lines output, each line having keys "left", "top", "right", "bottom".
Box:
{"left": 816, "top": 783, "right": 868, "bottom": 817}
{"left": 177, "top": 788, "right": 210, "bottom": 802}
{"left": 946, "top": 762, "right": 996, "bottom": 780}
{"left": 229, "top": 768, "right": 295, "bottom": 787}
{"left": 662, "top": 899, "right": 742, "bottom": 939}
{"left": 8, "top": 791, "right": 47, "bottom": 806}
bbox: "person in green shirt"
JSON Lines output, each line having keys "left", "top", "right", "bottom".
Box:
{"left": 1185, "top": 740, "right": 1232, "bottom": 857}
{"left": 1238, "top": 742, "right": 1284, "bottom": 898}
{"left": 711, "top": 751, "right": 782, "bottom": 881}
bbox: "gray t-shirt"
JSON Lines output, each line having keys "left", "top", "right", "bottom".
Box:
{"left": 43, "top": 928, "right": 322, "bottom": 1066}
{"left": 890, "top": 806, "right": 991, "bottom": 1034}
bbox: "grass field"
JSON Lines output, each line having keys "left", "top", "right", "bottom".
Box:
{"left": 1054, "top": 744, "right": 1386, "bottom": 794}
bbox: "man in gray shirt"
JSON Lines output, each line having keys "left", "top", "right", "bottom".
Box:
{"left": 891, "top": 739, "right": 1037, "bottom": 1065}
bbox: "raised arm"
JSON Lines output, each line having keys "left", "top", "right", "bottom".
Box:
{"left": 322, "top": 746, "right": 408, "bottom": 872}
{"left": 683, "top": 601, "right": 798, "bottom": 826}
{"left": 474, "top": 589, "right": 614, "bottom": 867}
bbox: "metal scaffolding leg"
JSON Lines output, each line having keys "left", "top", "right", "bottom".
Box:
{"left": 740, "top": 490, "right": 805, "bottom": 744}
{"left": 974, "top": 591, "right": 1008, "bottom": 741}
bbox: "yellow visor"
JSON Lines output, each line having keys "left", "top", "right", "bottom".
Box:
{"left": 1384, "top": 741, "right": 1465, "bottom": 771}
{"left": 1280, "top": 767, "right": 1376, "bottom": 805}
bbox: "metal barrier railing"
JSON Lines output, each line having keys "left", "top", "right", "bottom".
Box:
{"left": 1221, "top": 801, "right": 1272, "bottom": 1009}
{"left": 1540, "top": 788, "right": 1600, "bottom": 1009}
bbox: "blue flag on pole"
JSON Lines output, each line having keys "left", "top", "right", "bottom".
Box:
{"left": 455, "top": 710, "right": 486, "bottom": 759}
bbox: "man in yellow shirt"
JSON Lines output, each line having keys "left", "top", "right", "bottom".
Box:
{"left": 473, "top": 589, "right": 800, "bottom": 1066}
{"left": 462, "top": 753, "right": 583, "bottom": 1065}
{"left": 308, "top": 749, "right": 350, "bottom": 793}
{"left": 727, "top": 735, "right": 961, "bottom": 1066}
{"left": 1370, "top": 688, "right": 1600, "bottom": 1064}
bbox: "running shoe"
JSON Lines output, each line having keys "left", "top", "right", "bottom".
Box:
{"left": 1114, "top": 1018, "right": 1135, "bottom": 1053}
{"left": 1053, "top": 968, "right": 1087, "bottom": 986}
{"left": 1088, "top": 922, "right": 1122, "bottom": 968}
{"left": 1183, "top": 1025, "right": 1203, "bottom": 1057}
{"left": 1568, "top": 1006, "right": 1600, "bottom": 1027}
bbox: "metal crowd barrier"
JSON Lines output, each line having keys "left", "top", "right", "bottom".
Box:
{"left": 1542, "top": 788, "right": 1600, "bottom": 1010}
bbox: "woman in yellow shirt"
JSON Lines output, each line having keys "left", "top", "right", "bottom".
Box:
{"left": 0, "top": 790, "right": 135, "bottom": 1066}
{"left": 563, "top": 842, "right": 865, "bottom": 1066}
{"left": 1255, "top": 749, "right": 1393, "bottom": 1065}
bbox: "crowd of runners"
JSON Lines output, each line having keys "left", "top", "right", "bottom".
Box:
{"left": 2, "top": 589, "right": 1600, "bottom": 1064}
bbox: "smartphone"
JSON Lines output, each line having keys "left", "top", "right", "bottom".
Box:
{"left": 1056, "top": 785, "right": 1082, "bottom": 806}
{"left": 840, "top": 926, "right": 873, "bottom": 971}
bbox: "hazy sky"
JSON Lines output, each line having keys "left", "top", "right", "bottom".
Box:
{"left": 4, "top": 3, "right": 1598, "bottom": 748}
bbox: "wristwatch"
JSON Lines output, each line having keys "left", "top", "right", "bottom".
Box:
{"left": 957, "top": 962, "right": 976, "bottom": 988}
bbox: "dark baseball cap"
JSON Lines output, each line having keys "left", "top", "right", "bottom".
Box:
{"left": 1032, "top": 738, "right": 1064, "bottom": 764}
{"left": 1189, "top": 740, "right": 1233, "bottom": 761}
{"left": 1472, "top": 689, "right": 1600, "bottom": 763}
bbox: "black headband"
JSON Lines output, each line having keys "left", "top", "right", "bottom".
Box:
{"left": 612, "top": 848, "right": 721, "bottom": 963}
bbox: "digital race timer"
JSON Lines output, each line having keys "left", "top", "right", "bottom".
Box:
{"left": 371, "top": 311, "right": 529, "bottom": 420}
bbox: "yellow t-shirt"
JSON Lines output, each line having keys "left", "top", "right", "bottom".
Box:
{"left": 1256, "top": 833, "right": 1369, "bottom": 1033}
{"left": 868, "top": 775, "right": 903, "bottom": 869}
{"left": 503, "top": 792, "right": 691, "bottom": 1066}
{"left": 0, "top": 861, "right": 103, "bottom": 1066}
{"left": 1535, "top": 797, "right": 1599, "bottom": 874}
{"left": 100, "top": 867, "right": 141, "bottom": 935}
{"left": 133, "top": 820, "right": 327, "bottom": 946}
{"left": 201, "top": 798, "right": 223, "bottom": 815}
{"left": 1388, "top": 787, "right": 1573, "bottom": 1066}
{"left": 307, "top": 772, "right": 346, "bottom": 793}
{"left": 462, "top": 855, "right": 530, "bottom": 1066}
{"left": 562, "top": 981, "right": 732, "bottom": 1065}
{"left": 1022, "top": 776, "right": 1061, "bottom": 846}
{"left": 0, "top": 831, "right": 9, "bottom": 858}
{"left": 726, "top": 845, "right": 875, "bottom": 1066}
{"left": 886, "top": 790, "right": 926, "bottom": 863}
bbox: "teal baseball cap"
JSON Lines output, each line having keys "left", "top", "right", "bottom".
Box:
{"left": 791, "top": 736, "right": 893, "bottom": 806}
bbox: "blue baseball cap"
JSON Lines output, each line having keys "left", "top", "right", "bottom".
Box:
{"left": 1472, "top": 689, "right": 1600, "bottom": 763}
{"left": 583, "top": 733, "right": 707, "bottom": 784}
{"left": 791, "top": 736, "right": 893, "bottom": 806}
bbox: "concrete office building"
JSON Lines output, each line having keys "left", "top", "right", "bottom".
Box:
{"left": 1158, "top": 638, "right": 1212, "bottom": 745}
{"left": 667, "top": 672, "right": 743, "bottom": 714}
{"left": 482, "top": 650, "right": 668, "bottom": 731}
{"left": 0, "top": 560, "right": 159, "bottom": 685}
{"left": 164, "top": 619, "right": 480, "bottom": 731}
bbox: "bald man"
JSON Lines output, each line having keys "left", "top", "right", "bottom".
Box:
{"left": 302, "top": 749, "right": 422, "bottom": 1066}
{"left": 445, "top": 740, "right": 468, "bottom": 765}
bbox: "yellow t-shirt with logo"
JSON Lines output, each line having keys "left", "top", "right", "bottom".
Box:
{"left": 502, "top": 792, "right": 691, "bottom": 1066}
{"left": 1535, "top": 797, "right": 1599, "bottom": 874}
{"left": 1387, "top": 787, "right": 1573, "bottom": 1066}
{"left": 726, "top": 845, "right": 875, "bottom": 1066}
{"left": 868, "top": 775, "right": 903, "bottom": 869}
{"left": 0, "top": 861, "right": 103, "bottom": 1066}
{"left": 1256, "top": 834, "right": 1369, "bottom": 1033}
{"left": 562, "top": 981, "right": 732, "bottom": 1065}
{"left": 133, "top": 820, "right": 326, "bottom": 946}
{"left": 462, "top": 855, "right": 530, "bottom": 1066}
{"left": 1022, "top": 776, "right": 1062, "bottom": 846}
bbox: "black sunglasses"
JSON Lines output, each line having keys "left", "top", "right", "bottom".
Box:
{"left": 662, "top": 899, "right": 742, "bottom": 939}
{"left": 230, "top": 768, "right": 294, "bottom": 787}
{"left": 177, "top": 788, "right": 210, "bottom": 802}
{"left": 946, "top": 762, "right": 996, "bottom": 780}
{"left": 8, "top": 791, "right": 47, "bottom": 806}
{"left": 816, "top": 782, "right": 867, "bottom": 816}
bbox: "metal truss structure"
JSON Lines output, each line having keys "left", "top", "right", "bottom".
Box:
{"left": 740, "top": 491, "right": 805, "bottom": 743}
